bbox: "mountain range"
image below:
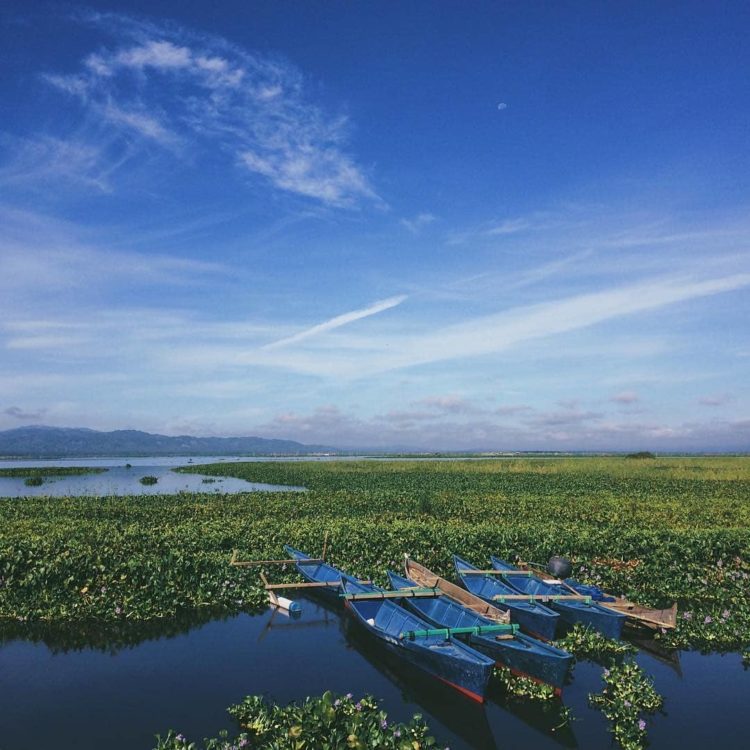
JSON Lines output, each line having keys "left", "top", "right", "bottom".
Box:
{"left": 0, "top": 426, "right": 336, "bottom": 458}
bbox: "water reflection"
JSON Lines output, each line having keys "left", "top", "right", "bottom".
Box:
{"left": 629, "top": 634, "right": 683, "bottom": 678}
{"left": 0, "top": 602, "right": 745, "bottom": 750}
{"left": 341, "top": 613, "right": 500, "bottom": 749}
{"left": 0, "top": 607, "right": 231, "bottom": 654}
{"left": 0, "top": 463, "right": 304, "bottom": 498}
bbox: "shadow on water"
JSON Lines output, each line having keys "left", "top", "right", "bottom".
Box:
{"left": 627, "top": 633, "right": 683, "bottom": 678}
{"left": 339, "top": 613, "right": 499, "bottom": 750}
{"left": 485, "top": 682, "right": 577, "bottom": 749}
{"left": 0, "top": 607, "right": 234, "bottom": 654}
{"left": 3, "top": 598, "right": 745, "bottom": 750}
{"left": 304, "top": 592, "right": 577, "bottom": 749}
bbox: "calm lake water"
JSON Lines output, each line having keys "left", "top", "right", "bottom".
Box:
{"left": 0, "top": 598, "right": 747, "bottom": 750}
{"left": 0, "top": 456, "right": 305, "bottom": 498}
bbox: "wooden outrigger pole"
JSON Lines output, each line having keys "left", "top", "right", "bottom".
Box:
{"left": 230, "top": 533, "right": 369, "bottom": 612}
{"left": 515, "top": 560, "right": 678, "bottom": 630}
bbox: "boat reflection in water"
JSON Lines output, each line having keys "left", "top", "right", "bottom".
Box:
{"left": 338, "top": 603, "right": 499, "bottom": 750}
{"left": 300, "top": 592, "right": 578, "bottom": 750}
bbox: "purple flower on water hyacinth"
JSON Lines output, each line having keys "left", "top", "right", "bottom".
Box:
{"left": 393, "top": 730, "right": 401, "bottom": 739}
{"left": 683, "top": 611, "right": 692, "bottom": 620}
{"left": 101, "top": 586, "right": 107, "bottom": 594}
{"left": 603, "top": 668, "right": 610, "bottom": 678}
{"left": 334, "top": 699, "right": 341, "bottom": 707}
{"left": 239, "top": 740, "right": 249, "bottom": 748}
{"left": 624, "top": 700, "right": 631, "bottom": 708}
{"left": 355, "top": 702, "right": 363, "bottom": 711}
{"left": 346, "top": 693, "right": 353, "bottom": 700}
{"left": 704, "top": 615, "right": 712, "bottom": 624}
{"left": 380, "top": 719, "right": 388, "bottom": 730}
{"left": 638, "top": 719, "right": 646, "bottom": 731}
{"left": 722, "top": 609, "right": 730, "bottom": 619}
{"left": 115, "top": 606, "right": 122, "bottom": 615}
{"left": 175, "top": 734, "right": 186, "bottom": 744}
{"left": 717, "top": 559, "right": 723, "bottom": 568}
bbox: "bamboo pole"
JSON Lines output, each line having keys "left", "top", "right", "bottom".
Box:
{"left": 264, "top": 581, "right": 341, "bottom": 590}
{"left": 231, "top": 557, "right": 324, "bottom": 567}
{"left": 264, "top": 579, "right": 373, "bottom": 590}
{"left": 457, "top": 569, "right": 534, "bottom": 576}
{"left": 492, "top": 594, "right": 592, "bottom": 603}
{"left": 342, "top": 589, "right": 441, "bottom": 601}
{"left": 260, "top": 572, "right": 279, "bottom": 606}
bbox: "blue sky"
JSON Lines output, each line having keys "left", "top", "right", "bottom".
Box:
{"left": 1, "top": 1, "right": 749, "bottom": 451}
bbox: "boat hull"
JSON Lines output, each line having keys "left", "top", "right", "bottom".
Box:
{"left": 343, "top": 579, "right": 495, "bottom": 702}
{"left": 490, "top": 557, "right": 626, "bottom": 640}
{"left": 388, "top": 571, "right": 572, "bottom": 691}
{"left": 453, "top": 555, "right": 559, "bottom": 641}
{"left": 283, "top": 544, "right": 359, "bottom": 603}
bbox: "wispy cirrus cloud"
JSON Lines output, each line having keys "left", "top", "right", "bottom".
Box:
{"left": 38, "top": 14, "right": 377, "bottom": 206}
{"left": 0, "top": 134, "right": 121, "bottom": 193}
{"left": 401, "top": 212, "right": 437, "bottom": 233}
{"left": 263, "top": 295, "right": 408, "bottom": 350}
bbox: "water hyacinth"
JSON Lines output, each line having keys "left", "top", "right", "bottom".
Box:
{"left": 556, "top": 624, "right": 637, "bottom": 665}
{"left": 589, "top": 661, "right": 663, "bottom": 750}
{"left": 2, "top": 456, "right": 750, "bottom": 654}
{"left": 153, "top": 691, "right": 439, "bottom": 749}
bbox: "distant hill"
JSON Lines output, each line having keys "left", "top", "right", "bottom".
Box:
{"left": 0, "top": 426, "right": 336, "bottom": 458}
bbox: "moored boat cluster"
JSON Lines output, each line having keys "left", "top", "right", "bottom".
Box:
{"left": 267, "top": 545, "right": 676, "bottom": 703}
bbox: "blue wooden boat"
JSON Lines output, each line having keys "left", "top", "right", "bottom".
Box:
{"left": 453, "top": 555, "right": 560, "bottom": 641}
{"left": 342, "top": 577, "right": 496, "bottom": 702}
{"left": 284, "top": 545, "right": 494, "bottom": 702}
{"left": 283, "top": 544, "right": 360, "bottom": 602}
{"left": 387, "top": 570, "right": 573, "bottom": 692}
{"left": 489, "top": 556, "right": 626, "bottom": 640}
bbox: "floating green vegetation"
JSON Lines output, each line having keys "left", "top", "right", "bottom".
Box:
{"left": 154, "top": 691, "right": 440, "bottom": 750}
{"left": 555, "top": 624, "right": 637, "bottom": 664}
{"left": 0, "top": 457, "right": 748, "bottom": 655}
{"left": 493, "top": 665, "right": 559, "bottom": 702}
{"left": 24, "top": 476, "right": 44, "bottom": 487}
{"left": 588, "top": 661, "right": 663, "bottom": 750}
{"left": 139, "top": 476, "right": 159, "bottom": 486}
{"left": 0, "top": 467, "right": 108, "bottom": 478}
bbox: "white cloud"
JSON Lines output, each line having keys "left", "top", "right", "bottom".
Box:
{"left": 40, "top": 15, "right": 377, "bottom": 206}
{"left": 101, "top": 103, "right": 178, "bottom": 145}
{"left": 263, "top": 295, "right": 408, "bottom": 350}
{"left": 401, "top": 212, "right": 436, "bottom": 233}
{"left": 375, "top": 273, "right": 750, "bottom": 374}
{"left": 0, "top": 135, "right": 114, "bottom": 193}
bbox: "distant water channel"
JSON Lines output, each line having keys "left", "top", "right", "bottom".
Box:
{"left": 0, "top": 598, "right": 747, "bottom": 750}
{"left": 0, "top": 456, "right": 305, "bottom": 498}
